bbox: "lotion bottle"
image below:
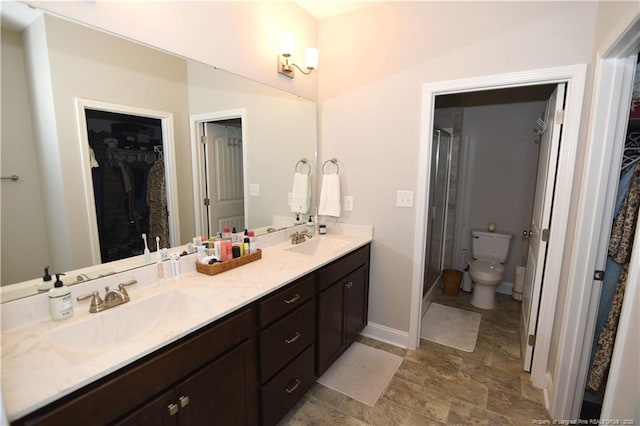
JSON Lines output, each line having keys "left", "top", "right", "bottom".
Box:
{"left": 48, "top": 273, "right": 73, "bottom": 321}
{"left": 37, "top": 266, "right": 53, "bottom": 293}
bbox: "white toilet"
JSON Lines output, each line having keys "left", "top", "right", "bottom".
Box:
{"left": 469, "top": 230, "right": 512, "bottom": 309}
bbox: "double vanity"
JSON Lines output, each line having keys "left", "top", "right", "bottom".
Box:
{"left": 1, "top": 225, "right": 372, "bottom": 425}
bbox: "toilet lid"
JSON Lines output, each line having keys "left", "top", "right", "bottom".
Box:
{"left": 469, "top": 260, "right": 504, "bottom": 276}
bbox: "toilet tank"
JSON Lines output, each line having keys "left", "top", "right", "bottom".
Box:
{"left": 471, "top": 230, "right": 512, "bottom": 262}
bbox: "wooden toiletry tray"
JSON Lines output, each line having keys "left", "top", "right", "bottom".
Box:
{"left": 195, "top": 249, "right": 262, "bottom": 276}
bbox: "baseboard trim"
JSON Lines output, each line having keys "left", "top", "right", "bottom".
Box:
{"left": 544, "top": 372, "right": 553, "bottom": 412}
{"left": 361, "top": 322, "right": 409, "bottom": 349}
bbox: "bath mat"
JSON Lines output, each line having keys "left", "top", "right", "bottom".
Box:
{"left": 316, "top": 342, "right": 403, "bottom": 406}
{"left": 421, "top": 303, "right": 481, "bottom": 352}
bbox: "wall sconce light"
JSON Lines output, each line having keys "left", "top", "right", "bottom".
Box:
{"left": 278, "top": 32, "right": 318, "bottom": 78}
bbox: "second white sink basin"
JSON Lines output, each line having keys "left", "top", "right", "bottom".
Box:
{"left": 45, "top": 291, "right": 211, "bottom": 355}
{"left": 285, "top": 237, "right": 350, "bottom": 255}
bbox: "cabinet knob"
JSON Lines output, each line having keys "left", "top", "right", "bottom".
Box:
{"left": 284, "top": 331, "right": 301, "bottom": 344}
{"left": 284, "top": 293, "right": 301, "bottom": 304}
{"left": 167, "top": 403, "right": 179, "bottom": 416}
{"left": 345, "top": 281, "right": 353, "bottom": 289}
{"left": 179, "top": 395, "right": 190, "bottom": 408}
{"left": 285, "top": 378, "right": 301, "bottom": 394}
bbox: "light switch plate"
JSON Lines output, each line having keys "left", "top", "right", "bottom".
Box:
{"left": 344, "top": 196, "right": 354, "bottom": 211}
{"left": 396, "top": 190, "right": 414, "bottom": 208}
{"left": 249, "top": 183, "right": 260, "bottom": 196}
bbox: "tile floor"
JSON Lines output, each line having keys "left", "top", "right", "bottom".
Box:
{"left": 278, "top": 291, "right": 551, "bottom": 425}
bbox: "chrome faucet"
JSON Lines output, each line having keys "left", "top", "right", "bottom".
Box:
{"left": 76, "top": 279, "right": 137, "bottom": 313}
{"left": 290, "top": 231, "right": 313, "bottom": 244}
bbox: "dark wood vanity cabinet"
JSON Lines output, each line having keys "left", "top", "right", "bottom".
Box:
{"left": 317, "top": 245, "right": 370, "bottom": 376}
{"left": 15, "top": 308, "right": 258, "bottom": 426}
{"left": 13, "top": 243, "right": 371, "bottom": 426}
{"left": 257, "top": 274, "right": 316, "bottom": 426}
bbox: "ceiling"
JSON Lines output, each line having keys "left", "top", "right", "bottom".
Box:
{"left": 295, "top": 1, "right": 375, "bottom": 20}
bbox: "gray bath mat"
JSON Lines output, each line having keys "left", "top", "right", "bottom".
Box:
{"left": 421, "top": 303, "right": 481, "bottom": 352}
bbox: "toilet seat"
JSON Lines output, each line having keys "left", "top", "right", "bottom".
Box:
{"left": 469, "top": 260, "right": 504, "bottom": 282}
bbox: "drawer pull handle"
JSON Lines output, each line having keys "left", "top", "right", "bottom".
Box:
{"left": 167, "top": 403, "right": 179, "bottom": 416}
{"left": 284, "top": 293, "right": 301, "bottom": 304}
{"left": 285, "top": 378, "right": 301, "bottom": 394}
{"left": 179, "top": 395, "right": 190, "bottom": 408}
{"left": 285, "top": 332, "right": 301, "bottom": 344}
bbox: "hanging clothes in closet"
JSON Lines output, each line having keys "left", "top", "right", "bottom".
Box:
{"left": 587, "top": 163, "right": 640, "bottom": 392}
{"left": 147, "top": 157, "right": 170, "bottom": 250}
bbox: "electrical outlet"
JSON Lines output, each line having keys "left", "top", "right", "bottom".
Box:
{"left": 396, "top": 190, "right": 414, "bottom": 208}
{"left": 249, "top": 183, "right": 260, "bottom": 196}
{"left": 344, "top": 196, "right": 354, "bottom": 211}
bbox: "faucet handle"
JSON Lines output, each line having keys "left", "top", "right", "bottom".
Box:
{"left": 76, "top": 291, "right": 104, "bottom": 313}
{"left": 118, "top": 279, "right": 137, "bottom": 302}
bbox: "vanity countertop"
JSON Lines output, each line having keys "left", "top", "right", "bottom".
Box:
{"left": 1, "top": 230, "right": 372, "bottom": 421}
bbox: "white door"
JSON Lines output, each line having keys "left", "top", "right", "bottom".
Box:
{"left": 204, "top": 122, "right": 245, "bottom": 235}
{"left": 520, "top": 83, "right": 566, "bottom": 371}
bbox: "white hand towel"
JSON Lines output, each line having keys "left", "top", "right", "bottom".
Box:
{"left": 290, "top": 172, "right": 310, "bottom": 213}
{"left": 318, "top": 174, "right": 341, "bottom": 217}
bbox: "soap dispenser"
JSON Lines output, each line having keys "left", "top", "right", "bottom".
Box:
{"left": 307, "top": 215, "right": 315, "bottom": 235}
{"left": 37, "top": 266, "right": 53, "bottom": 293}
{"left": 48, "top": 273, "right": 73, "bottom": 321}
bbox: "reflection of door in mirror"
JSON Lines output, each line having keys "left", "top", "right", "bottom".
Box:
{"left": 200, "top": 119, "right": 245, "bottom": 237}
{"left": 85, "top": 109, "right": 170, "bottom": 263}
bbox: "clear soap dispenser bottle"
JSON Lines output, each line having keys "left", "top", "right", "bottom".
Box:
{"left": 48, "top": 273, "right": 73, "bottom": 321}
{"left": 37, "top": 266, "right": 53, "bottom": 293}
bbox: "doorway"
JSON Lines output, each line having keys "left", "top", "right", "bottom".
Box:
{"left": 76, "top": 98, "right": 180, "bottom": 265}
{"left": 190, "top": 111, "right": 247, "bottom": 239}
{"left": 410, "top": 65, "right": 587, "bottom": 392}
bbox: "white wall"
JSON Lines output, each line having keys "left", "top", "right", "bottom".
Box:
{"left": 318, "top": 1, "right": 598, "bottom": 333}
{"left": 1, "top": 29, "right": 50, "bottom": 285}
{"left": 459, "top": 100, "right": 545, "bottom": 283}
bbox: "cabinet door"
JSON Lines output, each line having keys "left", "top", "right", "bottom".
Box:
{"left": 115, "top": 390, "right": 177, "bottom": 426}
{"left": 174, "top": 340, "right": 257, "bottom": 426}
{"left": 345, "top": 264, "right": 369, "bottom": 346}
{"left": 316, "top": 280, "right": 345, "bottom": 375}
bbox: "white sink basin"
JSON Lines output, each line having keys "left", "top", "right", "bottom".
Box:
{"left": 45, "top": 291, "right": 210, "bottom": 354}
{"left": 285, "top": 237, "right": 350, "bottom": 255}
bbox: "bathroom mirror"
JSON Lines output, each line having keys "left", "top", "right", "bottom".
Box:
{"left": 0, "top": 4, "right": 317, "bottom": 302}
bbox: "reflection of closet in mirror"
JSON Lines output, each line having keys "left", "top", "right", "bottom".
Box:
{"left": 85, "top": 109, "right": 169, "bottom": 263}
{"left": 197, "top": 118, "right": 245, "bottom": 237}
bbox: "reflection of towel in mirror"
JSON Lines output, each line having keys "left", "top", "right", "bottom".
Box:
{"left": 290, "top": 172, "right": 310, "bottom": 214}
{"left": 318, "top": 174, "right": 341, "bottom": 217}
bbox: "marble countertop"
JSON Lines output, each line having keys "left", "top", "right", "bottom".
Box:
{"left": 1, "top": 228, "right": 372, "bottom": 421}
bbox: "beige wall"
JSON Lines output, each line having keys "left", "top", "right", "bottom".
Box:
{"left": 318, "top": 1, "right": 598, "bottom": 332}
{"left": 1, "top": 29, "right": 50, "bottom": 285}
{"left": 29, "top": 1, "right": 318, "bottom": 101}
{"left": 187, "top": 61, "right": 317, "bottom": 229}
{"left": 30, "top": 14, "right": 192, "bottom": 272}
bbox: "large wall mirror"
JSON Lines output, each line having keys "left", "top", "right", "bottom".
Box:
{"left": 0, "top": 3, "right": 317, "bottom": 302}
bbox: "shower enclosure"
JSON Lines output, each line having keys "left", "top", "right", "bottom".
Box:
{"left": 423, "top": 128, "right": 452, "bottom": 295}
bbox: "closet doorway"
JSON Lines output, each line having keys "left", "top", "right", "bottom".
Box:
{"left": 76, "top": 99, "right": 180, "bottom": 265}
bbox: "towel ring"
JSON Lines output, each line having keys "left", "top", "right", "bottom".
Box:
{"left": 322, "top": 158, "right": 339, "bottom": 175}
{"left": 295, "top": 158, "right": 311, "bottom": 175}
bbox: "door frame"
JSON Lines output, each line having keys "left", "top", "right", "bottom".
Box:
{"left": 189, "top": 110, "right": 248, "bottom": 238}
{"left": 551, "top": 16, "right": 640, "bottom": 420}
{"left": 410, "top": 65, "right": 587, "bottom": 389}
{"left": 75, "top": 98, "right": 181, "bottom": 264}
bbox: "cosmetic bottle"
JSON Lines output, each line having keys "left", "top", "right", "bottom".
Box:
{"left": 247, "top": 230, "right": 258, "bottom": 254}
{"left": 243, "top": 237, "right": 250, "bottom": 256}
{"left": 48, "top": 274, "right": 73, "bottom": 321}
{"left": 307, "top": 216, "right": 315, "bottom": 235}
{"left": 37, "top": 266, "right": 53, "bottom": 293}
{"left": 157, "top": 252, "right": 165, "bottom": 286}
{"left": 222, "top": 226, "right": 231, "bottom": 241}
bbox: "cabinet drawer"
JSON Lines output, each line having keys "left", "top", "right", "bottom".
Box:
{"left": 317, "top": 244, "right": 370, "bottom": 292}
{"left": 259, "top": 274, "right": 315, "bottom": 327}
{"left": 260, "top": 301, "right": 314, "bottom": 382}
{"left": 261, "top": 345, "right": 315, "bottom": 426}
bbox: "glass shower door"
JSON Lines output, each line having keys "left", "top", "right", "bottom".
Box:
{"left": 424, "top": 129, "right": 451, "bottom": 295}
